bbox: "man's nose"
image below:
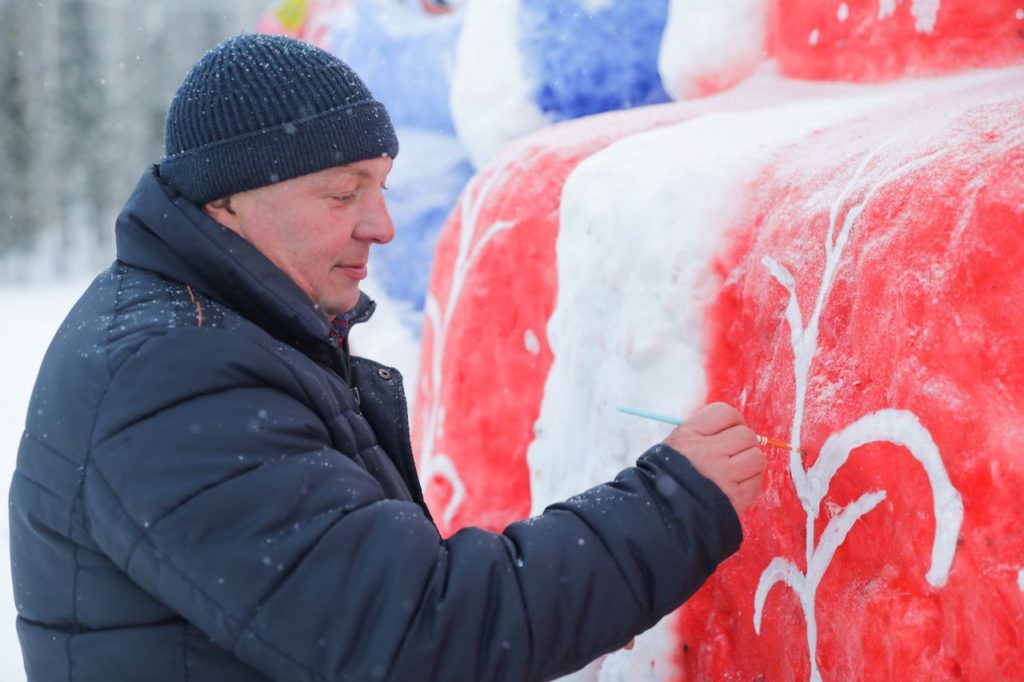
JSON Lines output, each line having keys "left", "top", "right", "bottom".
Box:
{"left": 356, "top": 192, "right": 395, "bottom": 244}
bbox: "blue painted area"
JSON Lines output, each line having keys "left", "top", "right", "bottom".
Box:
{"left": 517, "top": 0, "right": 671, "bottom": 121}
{"left": 328, "top": 1, "right": 463, "bottom": 133}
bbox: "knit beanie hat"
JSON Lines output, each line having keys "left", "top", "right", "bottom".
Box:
{"left": 160, "top": 33, "right": 398, "bottom": 206}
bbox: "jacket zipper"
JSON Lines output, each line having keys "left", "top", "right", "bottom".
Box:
{"left": 328, "top": 328, "right": 360, "bottom": 407}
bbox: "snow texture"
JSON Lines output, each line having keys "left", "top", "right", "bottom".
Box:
{"left": 528, "top": 73, "right": 892, "bottom": 516}
{"left": 419, "top": 167, "right": 517, "bottom": 527}
{"left": 522, "top": 65, "right": 1022, "bottom": 680}
{"left": 741, "top": 69, "right": 1024, "bottom": 678}
{"left": 659, "top": 0, "right": 768, "bottom": 99}
{"left": 878, "top": 0, "right": 941, "bottom": 33}
{"left": 526, "top": 83, "right": 873, "bottom": 681}
{"left": 450, "top": 0, "right": 549, "bottom": 168}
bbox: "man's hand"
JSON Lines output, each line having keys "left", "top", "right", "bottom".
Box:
{"left": 662, "top": 402, "right": 766, "bottom": 515}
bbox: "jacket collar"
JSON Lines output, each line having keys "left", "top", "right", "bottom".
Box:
{"left": 115, "top": 166, "right": 375, "bottom": 348}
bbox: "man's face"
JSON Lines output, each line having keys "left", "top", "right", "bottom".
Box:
{"left": 205, "top": 157, "right": 394, "bottom": 317}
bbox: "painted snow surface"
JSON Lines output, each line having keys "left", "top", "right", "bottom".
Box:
{"left": 773, "top": 0, "right": 1024, "bottom": 82}
{"left": 413, "top": 102, "right": 692, "bottom": 534}
{"left": 416, "top": 2, "right": 1024, "bottom": 677}
{"left": 416, "top": 59, "right": 1024, "bottom": 682}
{"left": 449, "top": 0, "right": 551, "bottom": 169}
{"left": 659, "top": 0, "right": 1024, "bottom": 95}
{"left": 516, "top": 0, "right": 671, "bottom": 120}
{"left": 410, "top": 69, "right": 852, "bottom": 534}
{"left": 658, "top": 0, "right": 770, "bottom": 99}
{"left": 451, "top": 0, "right": 673, "bottom": 169}
{"left": 696, "top": 72, "right": 1023, "bottom": 679}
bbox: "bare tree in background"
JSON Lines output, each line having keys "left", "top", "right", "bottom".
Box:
{"left": 0, "top": 0, "right": 271, "bottom": 282}
{"left": 0, "top": 0, "right": 36, "bottom": 261}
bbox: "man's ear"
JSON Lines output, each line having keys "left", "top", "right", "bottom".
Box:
{"left": 203, "top": 196, "right": 238, "bottom": 228}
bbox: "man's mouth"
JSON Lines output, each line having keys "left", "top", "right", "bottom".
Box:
{"left": 337, "top": 262, "right": 368, "bottom": 279}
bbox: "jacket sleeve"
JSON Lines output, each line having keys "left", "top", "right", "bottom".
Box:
{"left": 84, "top": 328, "right": 742, "bottom": 682}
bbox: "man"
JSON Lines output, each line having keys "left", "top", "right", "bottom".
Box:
{"left": 10, "top": 34, "right": 764, "bottom": 681}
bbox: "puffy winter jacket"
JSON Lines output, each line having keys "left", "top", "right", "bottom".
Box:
{"left": 10, "top": 167, "right": 742, "bottom": 681}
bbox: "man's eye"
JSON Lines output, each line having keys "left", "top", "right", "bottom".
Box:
{"left": 330, "top": 194, "right": 356, "bottom": 203}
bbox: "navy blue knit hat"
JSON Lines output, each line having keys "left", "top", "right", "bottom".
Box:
{"left": 160, "top": 33, "right": 398, "bottom": 205}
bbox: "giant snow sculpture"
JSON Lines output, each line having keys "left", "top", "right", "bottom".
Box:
{"left": 415, "top": 1, "right": 1024, "bottom": 679}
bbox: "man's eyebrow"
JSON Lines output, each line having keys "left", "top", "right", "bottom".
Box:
{"left": 338, "top": 168, "right": 372, "bottom": 179}
{"left": 309, "top": 168, "right": 372, "bottom": 192}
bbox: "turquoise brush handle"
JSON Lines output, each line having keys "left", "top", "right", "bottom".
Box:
{"left": 616, "top": 405, "right": 683, "bottom": 426}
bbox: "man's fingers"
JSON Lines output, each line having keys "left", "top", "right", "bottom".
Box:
{"left": 660, "top": 401, "right": 767, "bottom": 515}
{"left": 667, "top": 424, "right": 756, "bottom": 460}
{"left": 728, "top": 445, "right": 766, "bottom": 482}
{"left": 683, "top": 402, "right": 745, "bottom": 436}
{"left": 717, "top": 424, "right": 759, "bottom": 455}
{"left": 733, "top": 472, "right": 765, "bottom": 509}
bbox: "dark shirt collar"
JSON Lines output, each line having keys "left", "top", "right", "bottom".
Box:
{"left": 330, "top": 292, "right": 376, "bottom": 341}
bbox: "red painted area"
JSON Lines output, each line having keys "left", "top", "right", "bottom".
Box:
{"left": 774, "top": 0, "right": 1024, "bottom": 82}
{"left": 413, "top": 91, "right": 896, "bottom": 538}
{"left": 412, "top": 106, "right": 694, "bottom": 535}
{"left": 414, "top": 159, "right": 560, "bottom": 534}
{"left": 692, "top": 92, "right": 1024, "bottom": 680}
{"left": 419, "top": 0, "right": 455, "bottom": 15}
{"left": 416, "top": 74, "right": 1024, "bottom": 678}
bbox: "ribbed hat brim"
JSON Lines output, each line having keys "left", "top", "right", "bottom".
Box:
{"left": 160, "top": 100, "right": 399, "bottom": 205}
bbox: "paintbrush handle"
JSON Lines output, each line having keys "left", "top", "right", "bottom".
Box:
{"left": 756, "top": 435, "right": 806, "bottom": 455}
{"left": 615, "top": 405, "right": 683, "bottom": 425}
{"left": 617, "top": 405, "right": 805, "bottom": 455}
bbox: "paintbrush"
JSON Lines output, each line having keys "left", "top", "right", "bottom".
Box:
{"left": 616, "top": 405, "right": 807, "bottom": 456}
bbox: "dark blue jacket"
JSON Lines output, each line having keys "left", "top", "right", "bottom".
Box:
{"left": 10, "top": 167, "right": 742, "bottom": 681}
